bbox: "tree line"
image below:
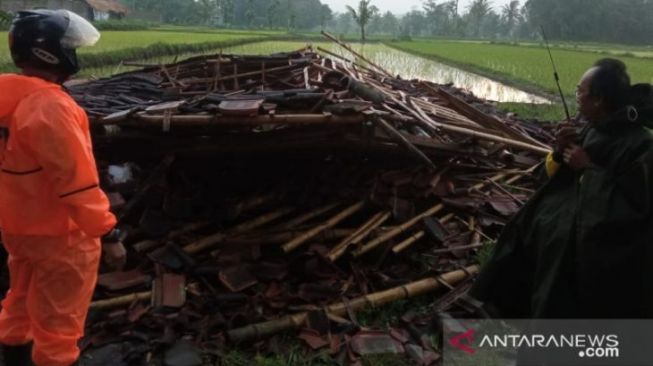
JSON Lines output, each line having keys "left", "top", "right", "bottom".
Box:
{"left": 124, "top": 0, "right": 653, "bottom": 44}
{"left": 125, "top": 0, "right": 333, "bottom": 31}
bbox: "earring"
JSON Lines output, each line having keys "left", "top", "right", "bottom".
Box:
{"left": 627, "top": 105, "right": 639, "bottom": 122}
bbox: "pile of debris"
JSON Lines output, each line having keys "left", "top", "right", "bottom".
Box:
{"left": 69, "top": 37, "right": 552, "bottom": 365}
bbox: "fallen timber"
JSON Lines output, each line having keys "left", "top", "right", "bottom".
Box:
{"left": 69, "top": 38, "right": 557, "bottom": 364}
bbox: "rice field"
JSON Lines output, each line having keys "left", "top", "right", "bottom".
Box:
{"left": 90, "top": 41, "right": 548, "bottom": 104}
{"left": 1, "top": 26, "right": 650, "bottom": 119}
{"left": 389, "top": 40, "right": 653, "bottom": 98}
{"left": 0, "top": 29, "right": 283, "bottom": 72}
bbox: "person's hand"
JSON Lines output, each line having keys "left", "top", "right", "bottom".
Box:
{"left": 102, "top": 241, "right": 127, "bottom": 271}
{"left": 563, "top": 144, "right": 592, "bottom": 171}
{"left": 555, "top": 125, "right": 579, "bottom": 154}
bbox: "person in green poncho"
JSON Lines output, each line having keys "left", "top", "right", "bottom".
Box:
{"left": 470, "top": 58, "right": 653, "bottom": 318}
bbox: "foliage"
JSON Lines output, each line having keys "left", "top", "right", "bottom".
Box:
{"left": 525, "top": 0, "right": 653, "bottom": 44}
{"left": 322, "top": 0, "right": 653, "bottom": 45}
{"left": 123, "top": 0, "right": 333, "bottom": 31}
{"left": 93, "top": 20, "right": 157, "bottom": 31}
{"left": 346, "top": 0, "right": 379, "bottom": 41}
{"left": 498, "top": 102, "right": 575, "bottom": 122}
{"left": 0, "top": 10, "right": 11, "bottom": 28}
{"left": 474, "top": 240, "right": 497, "bottom": 267}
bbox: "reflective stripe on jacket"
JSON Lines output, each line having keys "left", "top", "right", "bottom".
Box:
{"left": 0, "top": 74, "right": 116, "bottom": 237}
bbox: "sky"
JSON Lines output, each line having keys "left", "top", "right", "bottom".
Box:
{"left": 324, "top": 0, "right": 513, "bottom": 15}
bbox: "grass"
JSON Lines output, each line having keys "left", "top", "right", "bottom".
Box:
{"left": 474, "top": 240, "right": 497, "bottom": 268}
{"left": 0, "top": 29, "right": 289, "bottom": 72}
{"left": 217, "top": 334, "right": 411, "bottom": 366}
{"left": 389, "top": 39, "right": 653, "bottom": 100}
{"left": 211, "top": 291, "right": 442, "bottom": 365}
{"left": 497, "top": 102, "right": 575, "bottom": 122}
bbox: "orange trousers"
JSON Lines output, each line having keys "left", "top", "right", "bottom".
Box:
{"left": 0, "top": 230, "right": 100, "bottom": 366}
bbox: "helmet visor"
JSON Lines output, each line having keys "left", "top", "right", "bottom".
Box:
{"left": 59, "top": 10, "right": 100, "bottom": 49}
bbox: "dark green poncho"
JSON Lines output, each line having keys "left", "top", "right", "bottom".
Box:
{"left": 471, "top": 111, "right": 653, "bottom": 318}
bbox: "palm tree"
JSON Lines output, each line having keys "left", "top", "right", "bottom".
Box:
{"left": 502, "top": 0, "right": 521, "bottom": 37}
{"left": 466, "top": 0, "right": 493, "bottom": 37}
{"left": 346, "top": 0, "right": 379, "bottom": 42}
{"left": 320, "top": 4, "right": 333, "bottom": 31}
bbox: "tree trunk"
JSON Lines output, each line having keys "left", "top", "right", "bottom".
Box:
{"left": 361, "top": 25, "right": 366, "bottom": 42}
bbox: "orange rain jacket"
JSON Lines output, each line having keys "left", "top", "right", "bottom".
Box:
{"left": 0, "top": 74, "right": 116, "bottom": 237}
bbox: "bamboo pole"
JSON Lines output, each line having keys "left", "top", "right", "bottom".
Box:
{"left": 420, "top": 82, "right": 550, "bottom": 150}
{"left": 392, "top": 231, "right": 425, "bottom": 254}
{"left": 407, "top": 98, "right": 551, "bottom": 156}
{"left": 321, "top": 31, "right": 394, "bottom": 78}
{"left": 355, "top": 171, "right": 513, "bottom": 257}
{"left": 505, "top": 173, "right": 525, "bottom": 185}
{"left": 219, "top": 229, "right": 356, "bottom": 247}
{"left": 277, "top": 203, "right": 340, "bottom": 230}
{"left": 327, "top": 211, "right": 391, "bottom": 261}
{"left": 110, "top": 113, "right": 366, "bottom": 128}
{"left": 374, "top": 117, "right": 436, "bottom": 169}
{"left": 229, "top": 207, "right": 295, "bottom": 233}
{"left": 133, "top": 221, "right": 212, "bottom": 253}
{"left": 90, "top": 291, "right": 151, "bottom": 310}
{"left": 183, "top": 207, "right": 294, "bottom": 254}
{"left": 228, "top": 265, "right": 479, "bottom": 342}
{"left": 432, "top": 243, "right": 484, "bottom": 254}
{"left": 486, "top": 178, "right": 525, "bottom": 205}
{"left": 315, "top": 47, "right": 377, "bottom": 75}
{"left": 392, "top": 213, "right": 454, "bottom": 253}
{"left": 282, "top": 201, "right": 366, "bottom": 253}
{"left": 353, "top": 203, "right": 444, "bottom": 257}
{"left": 469, "top": 173, "right": 508, "bottom": 193}
{"left": 182, "top": 232, "right": 226, "bottom": 255}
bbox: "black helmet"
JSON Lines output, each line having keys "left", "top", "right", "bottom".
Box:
{"left": 9, "top": 9, "right": 99, "bottom": 77}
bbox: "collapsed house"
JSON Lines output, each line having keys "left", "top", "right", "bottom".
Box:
{"left": 66, "top": 41, "right": 554, "bottom": 365}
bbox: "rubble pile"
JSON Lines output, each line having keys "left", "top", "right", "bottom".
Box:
{"left": 67, "top": 40, "right": 553, "bottom": 365}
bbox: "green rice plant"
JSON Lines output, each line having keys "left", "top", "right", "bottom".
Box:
{"left": 92, "top": 19, "right": 157, "bottom": 31}
{"left": 389, "top": 40, "right": 653, "bottom": 98}
{"left": 0, "top": 30, "right": 292, "bottom": 72}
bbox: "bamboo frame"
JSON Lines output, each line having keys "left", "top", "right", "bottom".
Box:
{"left": 107, "top": 113, "right": 366, "bottom": 128}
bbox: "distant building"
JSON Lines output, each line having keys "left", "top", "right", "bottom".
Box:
{"left": 1, "top": 0, "right": 129, "bottom": 21}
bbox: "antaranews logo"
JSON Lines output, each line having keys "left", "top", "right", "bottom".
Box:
{"left": 449, "top": 328, "right": 477, "bottom": 355}
{"left": 447, "top": 322, "right": 621, "bottom": 364}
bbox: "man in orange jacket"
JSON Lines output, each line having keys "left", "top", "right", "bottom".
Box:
{"left": 0, "top": 10, "right": 126, "bottom": 366}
